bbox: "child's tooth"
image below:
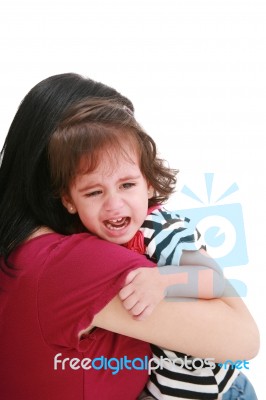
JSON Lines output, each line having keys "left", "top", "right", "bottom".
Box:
{"left": 110, "top": 218, "right": 122, "bottom": 223}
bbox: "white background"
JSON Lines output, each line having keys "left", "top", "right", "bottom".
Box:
{"left": 0, "top": 0, "right": 265, "bottom": 397}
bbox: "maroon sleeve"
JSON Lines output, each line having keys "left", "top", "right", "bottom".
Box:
{"left": 37, "top": 233, "right": 154, "bottom": 350}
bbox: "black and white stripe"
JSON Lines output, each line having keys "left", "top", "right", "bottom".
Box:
{"left": 140, "top": 208, "right": 238, "bottom": 399}
{"left": 146, "top": 346, "right": 238, "bottom": 400}
{"left": 140, "top": 209, "right": 205, "bottom": 266}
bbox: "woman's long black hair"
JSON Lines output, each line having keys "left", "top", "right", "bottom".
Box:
{"left": 0, "top": 73, "right": 133, "bottom": 266}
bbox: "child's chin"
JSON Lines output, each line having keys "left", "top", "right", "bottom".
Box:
{"left": 104, "top": 235, "right": 127, "bottom": 245}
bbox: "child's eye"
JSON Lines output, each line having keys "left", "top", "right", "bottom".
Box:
{"left": 85, "top": 190, "right": 102, "bottom": 197}
{"left": 122, "top": 182, "right": 136, "bottom": 189}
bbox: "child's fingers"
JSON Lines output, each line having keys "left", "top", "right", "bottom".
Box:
{"left": 133, "top": 305, "right": 154, "bottom": 321}
{"left": 121, "top": 293, "right": 139, "bottom": 311}
{"left": 128, "top": 300, "right": 148, "bottom": 317}
{"left": 124, "top": 269, "right": 140, "bottom": 285}
{"left": 119, "top": 283, "right": 134, "bottom": 301}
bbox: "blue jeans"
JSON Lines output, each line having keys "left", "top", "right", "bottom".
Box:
{"left": 222, "top": 373, "right": 257, "bottom": 400}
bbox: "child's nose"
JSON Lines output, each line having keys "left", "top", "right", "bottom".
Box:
{"left": 104, "top": 193, "right": 124, "bottom": 211}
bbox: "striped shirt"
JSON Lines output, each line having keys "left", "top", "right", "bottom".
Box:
{"left": 135, "top": 208, "right": 239, "bottom": 400}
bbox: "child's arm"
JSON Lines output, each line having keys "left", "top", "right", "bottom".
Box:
{"left": 119, "top": 249, "right": 225, "bottom": 320}
{"left": 163, "top": 248, "right": 225, "bottom": 298}
{"left": 120, "top": 208, "right": 226, "bottom": 320}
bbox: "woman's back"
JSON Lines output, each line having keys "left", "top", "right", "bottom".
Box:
{"left": 0, "top": 232, "right": 152, "bottom": 400}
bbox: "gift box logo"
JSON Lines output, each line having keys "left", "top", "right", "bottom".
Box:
{"left": 178, "top": 173, "right": 248, "bottom": 270}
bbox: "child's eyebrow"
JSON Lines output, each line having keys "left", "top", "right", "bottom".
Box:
{"left": 78, "top": 175, "right": 142, "bottom": 192}
{"left": 78, "top": 184, "right": 100, "bottom": 193}
{"left": 117, "top": 175, "right": 142, "bottom": 182}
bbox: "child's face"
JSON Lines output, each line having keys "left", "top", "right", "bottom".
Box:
{"left": 62, "top": 149, "right": 153, "bottom": 244}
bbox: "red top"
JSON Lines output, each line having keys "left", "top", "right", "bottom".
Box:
{"left": 0, "top": 233, "right": 153, "bottom": 400}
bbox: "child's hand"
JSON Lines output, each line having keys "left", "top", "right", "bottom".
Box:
{"left": 119, "top": 267, "right": 165, "bottom": 321}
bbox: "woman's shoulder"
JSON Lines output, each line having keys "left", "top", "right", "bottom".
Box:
{"left": 15, "top": 231, "right": 95, "bottom": 259}
{"left": 22, "top": 230, "right": 117, "bottom": 255}
{"left": 19, "top": 230, "right": 153, "bottom": 274}
{"left": 10, "top": 231, "right": 119, "bottom": 270}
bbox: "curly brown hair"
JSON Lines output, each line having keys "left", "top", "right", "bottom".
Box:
{"left": 49, "top": 98, "right": 178, "bottom": 208}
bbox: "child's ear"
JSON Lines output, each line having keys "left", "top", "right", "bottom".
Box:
{"left": 61, "top": 194, "right": 77, "bottom": 214}
{"left": 147, "top": 185, "right": 154, "bottom": 199}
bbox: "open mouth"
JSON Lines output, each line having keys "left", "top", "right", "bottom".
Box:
{"left": 104, "top": 217, "right": 130, "bottom": 231}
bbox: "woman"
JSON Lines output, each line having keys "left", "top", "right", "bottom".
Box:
{"left": 0, "top": 73, "right": 259, "bottom": 400}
